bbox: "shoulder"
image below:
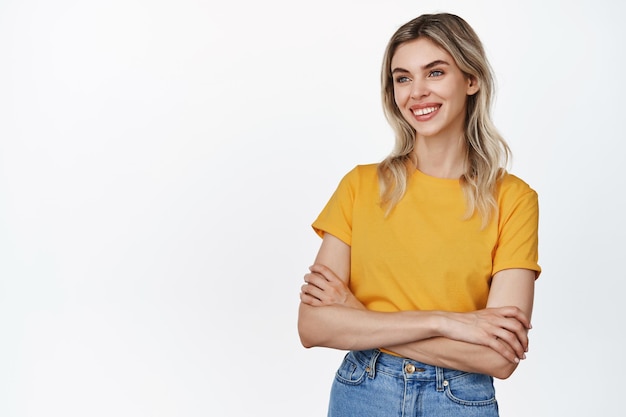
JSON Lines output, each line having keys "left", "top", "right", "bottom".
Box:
{"left": 498, "top": 172, "right": 538, "bottom": 200}
{"left": 497, "top": 172, "right": 539, "bottom": 216}
{"left": 339, "top": 163, "right": 380, "bottom": 185}
{"left": 347, "top": 163, "right": 379, "bottom": 177}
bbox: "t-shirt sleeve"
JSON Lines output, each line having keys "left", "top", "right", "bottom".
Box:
{"left": 311, "top": 167, "right": 359, "bottom": 246}
{"left": 493, "top": 180, "right": 541, "bottom": 278}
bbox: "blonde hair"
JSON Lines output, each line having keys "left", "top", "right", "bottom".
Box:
{"left": 378, "top": 13, "right": 510, "bottom": 226}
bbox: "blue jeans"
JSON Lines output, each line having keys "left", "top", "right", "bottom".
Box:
{"left": 328, "top": 349, "right": 499, "bottom": 417}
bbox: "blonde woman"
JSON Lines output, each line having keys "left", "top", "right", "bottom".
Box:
{"left": 298, "top": 13, "right": 540, "bottom": 417}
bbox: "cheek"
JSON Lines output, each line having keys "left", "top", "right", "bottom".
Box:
{"left": 393, "top": 88, "right": 409, "bottom": 110}
{"left": 393, "top": 85, "right": 406, "bottom": 99}
{"left": 442, "top": 82, "right": 470, "bottom": 104}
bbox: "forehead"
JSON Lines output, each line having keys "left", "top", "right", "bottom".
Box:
{"left": 390, "top": 37, "right": 455, "bottom": 68}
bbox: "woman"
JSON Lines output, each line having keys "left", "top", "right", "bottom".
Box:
{"left": 298, "top": 13, "right": 540, "bottom": 417}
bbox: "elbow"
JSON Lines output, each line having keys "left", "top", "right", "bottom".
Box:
{"left": 469, "top": 350, "right": 518, "bottom": 379}
{"left": 297, "top": 323, "right": 316, "bottom": 348}
{"left": 298, "top": 320, "right": 328, "bottom": 349}
{"left": 297, "top": 303, "right": 355, "bottom": 350}
{"left": 490, "top": 362, "right": 518, "bottom": 380}
{"left": 299, "top": 336, "right": 315, "bottom": 349}
{"left": 297, "top": 306, "right": 324, "bottom": 348}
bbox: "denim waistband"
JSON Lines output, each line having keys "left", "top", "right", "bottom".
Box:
{"left": 351, "top": 349, "right": 467, "bottom": 389}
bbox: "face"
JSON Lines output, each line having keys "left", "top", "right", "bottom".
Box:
{"left": 390, "top": 37, "right": 479, "bottom": 141}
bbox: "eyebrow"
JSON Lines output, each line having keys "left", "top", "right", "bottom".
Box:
{"left": 391, "top": 60, "right": 451, "bottom": 74}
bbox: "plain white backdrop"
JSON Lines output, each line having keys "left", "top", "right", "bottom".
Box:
{"left": 1, "top": 0, "right": 624, "bottom": 416}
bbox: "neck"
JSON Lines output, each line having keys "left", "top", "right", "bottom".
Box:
{"left": 413, "top": 134, "right": 466, "bottom": 179}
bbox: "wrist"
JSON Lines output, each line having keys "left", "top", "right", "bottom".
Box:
{"left": 430, "top": 310, "right": 452, "bottom": 338}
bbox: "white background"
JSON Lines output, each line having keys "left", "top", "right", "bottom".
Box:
{"left": 1, "top": 0, "right": 624, "bottom": 416}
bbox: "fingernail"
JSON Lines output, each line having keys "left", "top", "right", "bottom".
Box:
{"left": 514, "top": 357, "right": 520, "bottom": 364}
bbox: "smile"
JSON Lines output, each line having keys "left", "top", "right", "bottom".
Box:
{"left": 412, "top": 106, "right": 440, "bottom": 116}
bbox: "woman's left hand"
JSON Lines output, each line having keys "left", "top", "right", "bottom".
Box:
{"left": 300, "top": 263, "right": 366, "bottom": 310}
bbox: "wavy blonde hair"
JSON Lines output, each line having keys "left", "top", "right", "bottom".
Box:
{"left": 378, "top": 13, "right": 510, "bottom": 226}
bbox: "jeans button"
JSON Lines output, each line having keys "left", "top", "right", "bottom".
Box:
{"left": 405, "top": 363, "right": 415, "bottom": 374}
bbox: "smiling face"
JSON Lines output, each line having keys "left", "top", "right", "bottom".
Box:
{"left": 391, "top": 37, "right": 479, "bottom": 142}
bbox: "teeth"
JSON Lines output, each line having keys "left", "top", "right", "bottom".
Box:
{"left": 413, "top": 106, "right": 438, "bottom": 116}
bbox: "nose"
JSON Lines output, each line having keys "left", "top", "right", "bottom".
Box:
{"left": 410, "top": 79, "right": 428, "bottom": 99}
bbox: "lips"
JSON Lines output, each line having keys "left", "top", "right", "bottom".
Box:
{"left": 412, "top": 105, "right": 440, "bottom": 116}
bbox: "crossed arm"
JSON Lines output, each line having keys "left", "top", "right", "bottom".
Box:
{"left": 297, "top": 233, "right": 535, "bottom": 380}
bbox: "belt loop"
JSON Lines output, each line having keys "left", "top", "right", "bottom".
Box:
{"left": 367, "top": 349, "right": 381, "bottom": 379}
{"left": 436, "top": 367, "right": 445, "bottom": 392}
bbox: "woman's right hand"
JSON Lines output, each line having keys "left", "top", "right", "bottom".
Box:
{"left": 300, "top": 263, "right": 366, "bottom": 310}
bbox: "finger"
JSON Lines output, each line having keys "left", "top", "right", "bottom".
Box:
{"left": 304, "top": 274, "right": 331, "bottom": 293}
{"left": 492, "top": 328, "right": 527, "bottom": 360}
{"left": 496, "top": 318, "right": 530, "bottom": 352}
{"left": 301, "top": 282, "right": 339, "bottom": 306}
{"left": 495, "top": 329, "right": 528, "bottom": 359}
{"left": 309, "top": 264, "right": 336, "bottom": 281}
{"left": 299, "top": 290, "right": 322, "bottom": 306}
{"left": 487, "top": 336, "right": 520, "bottom": 364}
{"left": 301, "top": 282, "right": 323, "bottom": 298}
{"left": 483, "top": 312, "right": 529, "bottom": 353}
{"left": 499, "top": 306, "right": 532, "bottom": 329}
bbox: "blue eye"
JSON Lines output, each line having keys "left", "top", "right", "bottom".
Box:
{"left": 394, "top": 76, "right": 411, "bottom": 83}
{"left": 428, "top": 70, "right": 444, "bottom": 77}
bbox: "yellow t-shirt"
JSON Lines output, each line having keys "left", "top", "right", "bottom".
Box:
{"left": 312, "top": 164, "right": 540, "bottom": 314}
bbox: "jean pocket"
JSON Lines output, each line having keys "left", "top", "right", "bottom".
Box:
{"left": 443, "top": 372, "right": 497, "bottom": 406}
{"left": 334, "top": 352, "right": 368, "bottom": 386}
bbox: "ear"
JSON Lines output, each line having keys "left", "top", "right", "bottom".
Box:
{"left": 466, "top": 76, "right": 479, "bottom": 96}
